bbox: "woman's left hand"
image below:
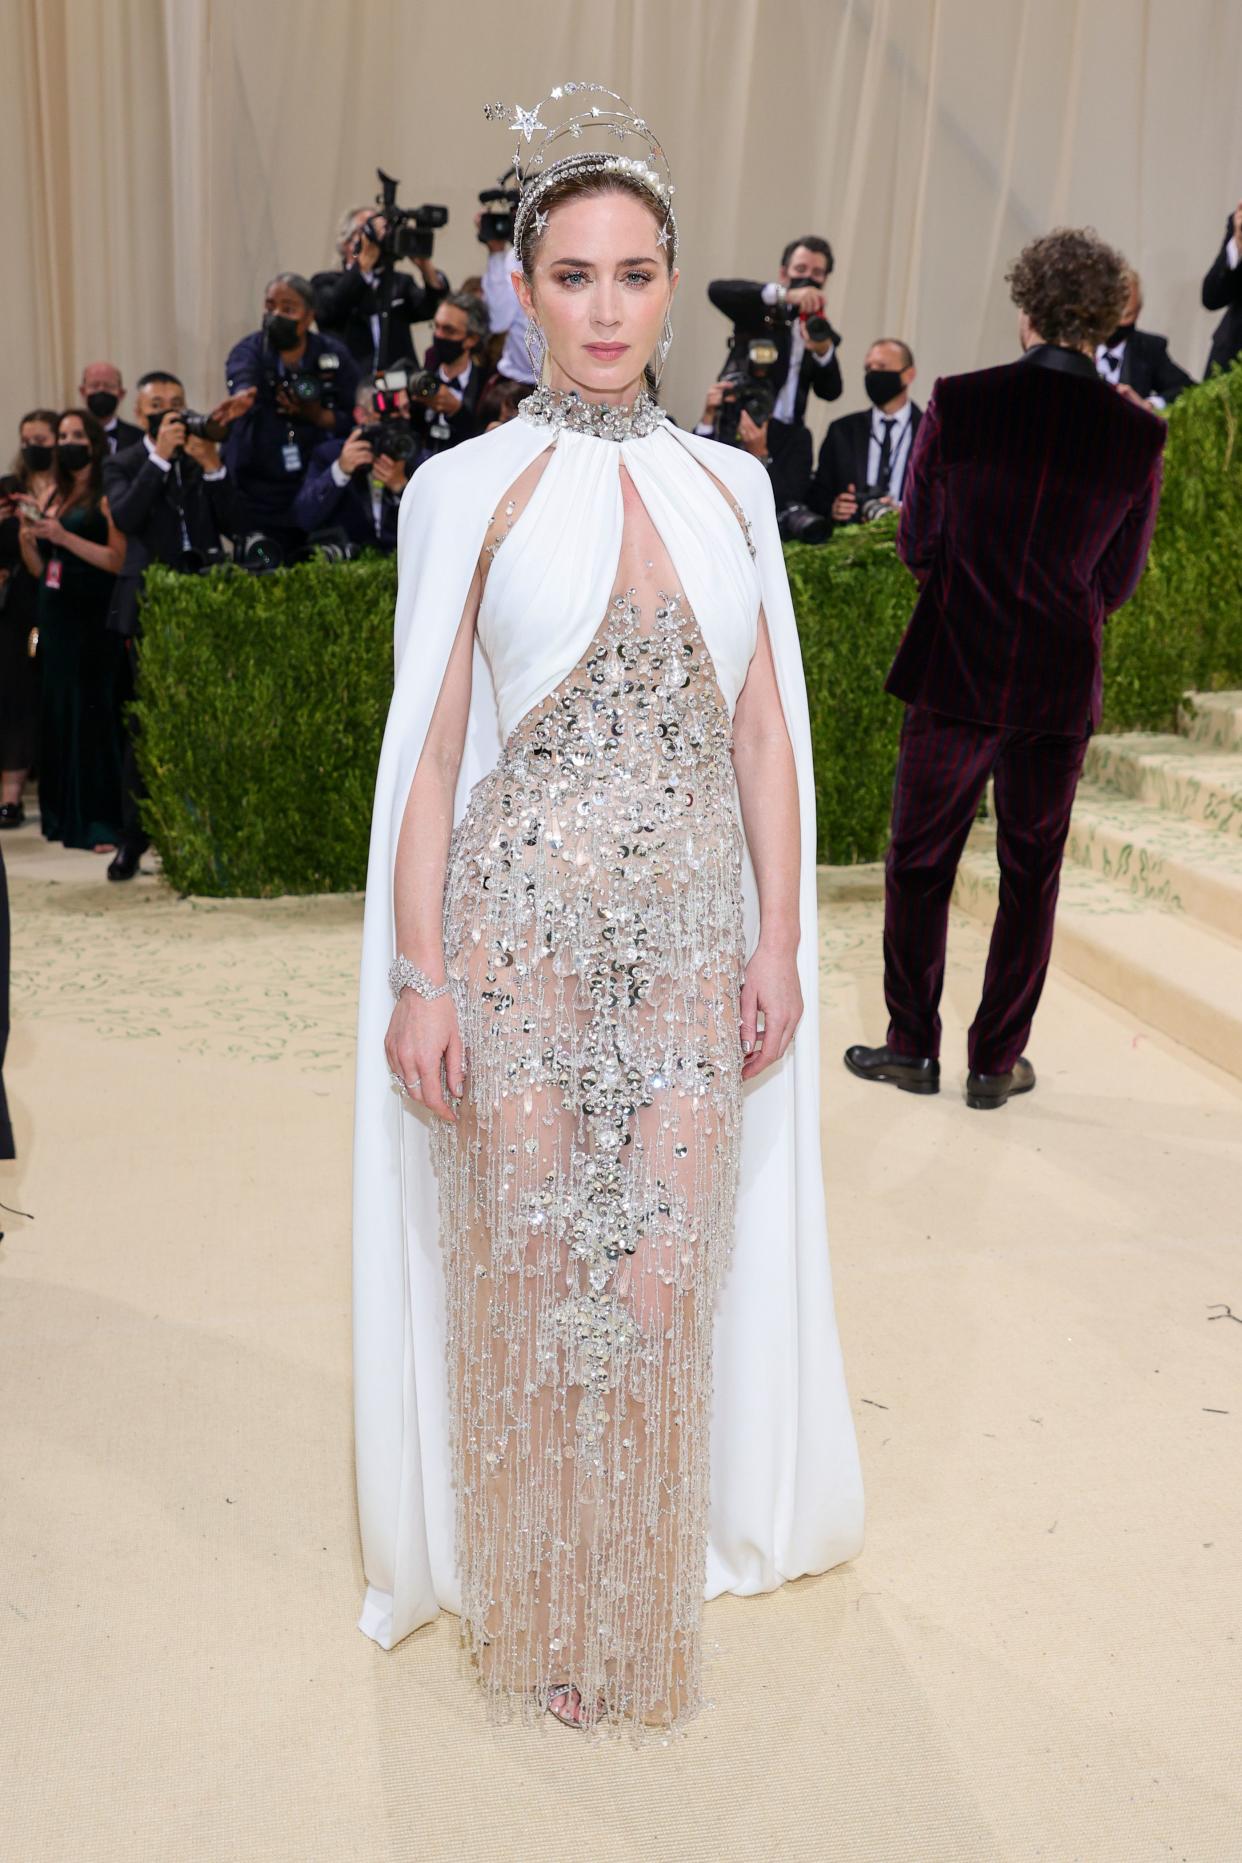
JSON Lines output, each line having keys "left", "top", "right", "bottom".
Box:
{"left": 27, "top": 515, "right": 65, "bottom": 545}
{"left": 739, "top": 937, "right": 802, "bottom": 1081}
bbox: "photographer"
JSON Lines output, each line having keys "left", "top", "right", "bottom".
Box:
{"left": 102, "top": 370, "right": 254, "bottom": 880}
{"left": 223, "top": 274, "right": 359, "bottom": 559}
{"left": 695, "top": 380, "right": 812, "bottom": 511}
{"left": 313, "top": 203, "right": 450, "bottom": 374}
{"left": 810, "top": 339, "right": 922, "bottom": 527}
{"left": 411, "top": 294, "right": 491, "bottom": 456}
{"left": 1094, "top": 268, "right": 1192, "bottom": 409}
{"left": 293, "top": 373, "right": 423, "bottom": 552}
{"left": 1200, "top": 199, "right": 1242, "bottom": 377}
{"left": 475, "top": 203, "right": 538, "bottom": 391}
{"left": 704, "top": 236, "right": 843, "bottom": 429}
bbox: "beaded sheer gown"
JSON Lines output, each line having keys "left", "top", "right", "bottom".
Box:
{"left": 351, "top": 381, "right": 865, "bottom": 1747}
{"left": 426, "top": 386, "right": 763, "bottom": 1742}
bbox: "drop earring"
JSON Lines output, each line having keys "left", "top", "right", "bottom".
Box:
{"left": 524, "top": 316, "right": 548, "bottom": 388}
{"left": 652, "top": 307, "right": 674, "bottom": 389}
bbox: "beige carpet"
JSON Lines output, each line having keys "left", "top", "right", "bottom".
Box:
{"left": 2, "top": 824, "right": 1239, "bottom": 1863}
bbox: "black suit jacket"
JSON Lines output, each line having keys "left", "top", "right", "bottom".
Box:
{"left": 1110, "top": 328, "right": 1194, "bottom": 404}
{"left": 809, "top": 403, "right": 923, "bottom": 522}
{"left": 292, "top": 437, "right": 413, "bottom": 551}
{"left": 103, "top": 417, "right": 144, "bottom": 457}
{"left": 706, "top": 278, "right": 843, "bottom": 423}
{"left": 414, "top": 351, "right": 490, "bottom": 455}
{"left": 102, "top": 442, "right": 238, "bottom": 637}
{"left": 1201, "top": 218, "right": 1242, "bottom": 377}
{"left": 313, "top": 263, "right": 449, "bottom": 371}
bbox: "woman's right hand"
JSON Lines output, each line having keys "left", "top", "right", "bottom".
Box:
{"left": 385, "top": 990, "right": 465, "bottom": 1123}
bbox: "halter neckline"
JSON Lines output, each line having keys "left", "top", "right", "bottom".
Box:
{"left": 517, "top": 383, "right": 668, "bottom": 441}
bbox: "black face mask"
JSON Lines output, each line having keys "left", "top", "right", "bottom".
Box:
{"left": 57, "top": 443, "right": 92, "bottom": 473}
{"left": 85, "top": 390, "right": 119, "bottom": 420}
{"left": 1104, "top": 322, "right": 1136, "bottom": 347}
{"left": 264, "top": 312, "right": 302, "bottom": 352}
{"left": 429, "top": 334, "right": 466, "bottom": 366}
{"left": 786, "top": 273, "right": 825, "bottom": 290}
{"left": 21, "top": 442, "right": 54, "bottom": 472}
{"left": 864, "top": 368, "right": 906, "bottom": 409}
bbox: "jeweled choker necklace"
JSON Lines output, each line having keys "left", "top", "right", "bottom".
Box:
{"left": 517, "top": 383, "right": 668, "bottom": 440}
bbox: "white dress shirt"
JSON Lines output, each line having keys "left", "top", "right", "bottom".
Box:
{"left": 1227, "top": 235, "right": 1241, "bottom": 270}
{"left": 761, "top": 280, "right": 836, "bottom": 425}
{"left": 865, "top": 399, "right": 914, "bottom": 501}
{"left": 483, "top": 246, "right": 536, "bottom": 383}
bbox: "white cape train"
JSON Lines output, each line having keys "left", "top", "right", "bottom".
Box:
{"left": 351, "top": 405, "right": 865, "bottom": 1650}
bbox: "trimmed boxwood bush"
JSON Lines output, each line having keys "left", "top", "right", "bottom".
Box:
{"left": 134, "top": 358, "right": 1242, "bottom": 894}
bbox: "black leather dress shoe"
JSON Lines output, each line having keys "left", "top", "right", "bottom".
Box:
{"left": 107, "top": 845, "right": 143, "bottom": 882}
{"left": 843, "top": 1044, "right": 941, "bottom": 1094}
{"left": 965, "top": 1055, "right": 1036, "bottom": 1110}
{"left": 0, "top": 801, "right": 25, "bottom": 828}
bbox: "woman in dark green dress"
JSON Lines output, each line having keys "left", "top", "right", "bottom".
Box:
{"left": 18, "top": 410, "right": 126, "bottom": 852}
{"left": 0, "top": 410, "right": 58, "bottom": 828}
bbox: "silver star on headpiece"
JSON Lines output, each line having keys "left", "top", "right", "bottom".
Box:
{"left": 533, "top": 207, "right": 548, "bottom": 234}
{"left": 511, "top": 103, "right": 546, "bottom": 142}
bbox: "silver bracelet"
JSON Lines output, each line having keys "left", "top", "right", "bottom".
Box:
{"left": 388, "top": 953, "right": 451, "bottom": 1001}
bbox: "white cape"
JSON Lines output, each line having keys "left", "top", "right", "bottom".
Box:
{"left": 352, "top": 408, "right": 864, "bottom": 1651}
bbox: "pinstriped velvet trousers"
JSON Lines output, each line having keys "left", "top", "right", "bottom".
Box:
{"left": 882, "top": 704, "right": 1091, "bottom": 1075}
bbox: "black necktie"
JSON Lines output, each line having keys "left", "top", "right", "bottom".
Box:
{"left": 876, "top": 417, "right": 896, "bottom": 492}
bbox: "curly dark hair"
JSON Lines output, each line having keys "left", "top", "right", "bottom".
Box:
{"left": 517, "top": 171, "right": 675, "bottom": 398}
{"left": 1005, "top": 227, "right": 1129, "bottom": 350}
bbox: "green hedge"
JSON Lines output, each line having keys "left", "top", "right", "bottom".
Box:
{"left": 135, "top": 358, "right": 1242, "bottom": 894}
{"left": 1099, "top": 356, "right": 1242, "bottom": 722}
{"left": 135, "top": 554, "right": 396, "bottom": 896}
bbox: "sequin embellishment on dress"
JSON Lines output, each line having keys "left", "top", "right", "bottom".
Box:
{"left": 430, "top": 579, "right": 747, "bottom": 1744}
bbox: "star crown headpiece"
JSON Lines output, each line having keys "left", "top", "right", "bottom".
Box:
{"left": 483, "top": 82, "right": 678, "bottom": 266}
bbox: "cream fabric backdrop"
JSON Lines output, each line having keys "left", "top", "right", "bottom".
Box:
{"left": 4, "top": 0, "right": 1242, "bottom": 456}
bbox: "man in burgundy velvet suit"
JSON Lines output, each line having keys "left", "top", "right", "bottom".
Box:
{"left": 845, "top": 228, "right": 1167, "bottom": 1109}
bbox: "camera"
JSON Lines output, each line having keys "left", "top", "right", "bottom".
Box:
{"left": 361, "top": 168, "right": 448, "bottom": 263}
{"left": 307, "top": 527, "right": 362, "bottom": 564}
{"left": 777, "top": 502, "right": 830, "bottom": 545}
{"left": 261, "top": 349, "right": 341, "bottom": 413}
{"left": 147, "top": 408, "right": 220, "bottom": 443}
{"left": 858, "top": 488, "right": 894, "bottom": 524}
{"left": 478, "top": 173, "right": 521, "bottom": 246}
{"left": 359, "top": 420, "right": 417, "bottom": 463}
{"left": 777, "top": 295, "right": 834, "bottom": 347}
{"left": 711, "top": 339, "right": 781, "bottom": 446}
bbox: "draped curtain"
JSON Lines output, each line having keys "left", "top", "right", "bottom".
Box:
{"left": 4, "top": 0, "right": 1241, "bottom": 454}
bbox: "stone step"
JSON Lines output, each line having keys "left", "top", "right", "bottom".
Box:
{"left": 1181, "top": 690, "right": 1242, "bottom": 752}
{"left": 953, "top": 828, "right": 1242, "bottom": 1082}
{"left": 1084, "top": 735, "right": 1242, "bottom": 840}
{"left": 1065, "top": 781, "right": 1242, "bottom": 944}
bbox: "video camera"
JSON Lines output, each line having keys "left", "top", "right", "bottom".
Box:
{"left": 360, "top": 168, "right": 449, "bottom": 263}
{"left": 478, "top": 169, "right": 522, "bottom": 246}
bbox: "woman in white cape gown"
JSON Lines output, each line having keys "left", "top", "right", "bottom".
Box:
{"left": 351, "top": 191, "right": 864, "bottom": 1724}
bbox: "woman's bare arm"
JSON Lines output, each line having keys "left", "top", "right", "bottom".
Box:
{"left": 730, "top": 606, "right": 803, "bottom": 1080}
{"left": 385, "top": 558, "right": 484, "bottom": 1123}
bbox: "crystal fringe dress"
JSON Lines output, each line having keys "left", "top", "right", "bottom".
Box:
{"left": 429, "top": 388, "right": 751, "bottom": 1741}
